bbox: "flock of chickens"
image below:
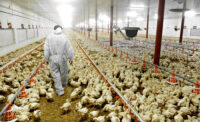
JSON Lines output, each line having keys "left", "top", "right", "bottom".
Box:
{"left": 0, "top": 32, "right": 199, "bottom": 122}
{"left": 0, "top": 44, "right": 55, "bottom": 121}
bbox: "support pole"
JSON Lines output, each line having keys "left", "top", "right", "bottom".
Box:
{"left": 102, "top": 21, "right": 103, "bottom": 32}
{"left": 127, "top": 0, "right": 130, "bottom": 27}
{"left": 115, "top": 1, "right": 118, "bottom": 25}
{"left": 127, "top": 17, "right": 130, "bottom": 27}
{"left": 79, "top": 17, "right": 81, "bottom": 33}
{"left": 95, "top": 0, "right": 98, "bottom": 40}
{"left": 88, "top": 0, "right": 90, "bottom": 37}
{"left": 179, "top": 12, "right": 185, "bottom": 44}
{"left": 146, "top": 3, "right": 150, "bottom": 39}
{"left": 110, "top": 0, "right": 114, "bottom": 46}
{"left": 108, "top": 23, "right": 109, "bottom": 34}
{"left": 179, "top": 0, "right": 186, "bottom": 44}
{"left": 153, "top": 0, "right": 165, "bottom": 65}
{"left": 84, "top": 9, "right": 86, "bottom": 36}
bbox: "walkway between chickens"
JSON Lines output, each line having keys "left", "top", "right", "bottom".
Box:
{"left": 38, "top": 34, "right": 85, "bottom": 122}
{"left": 39, "top": 86, "right": 83, "bottom": 122}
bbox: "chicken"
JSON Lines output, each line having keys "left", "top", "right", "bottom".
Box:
{"left": 33, "top": 110, "right": 41, "bottom": 121}
{"left": 71, "top": 87, "right": 82, "bottom": 100}
{"left": 174, "top": 113, "right": 183, "bottom": 122}
{"left": 39, "top": 88, "right": 47, "bottom": 96}
{"left": 191, "top": 94, "right": 200, "bottom": 106}
{"left": 70, "top": 80, "right": 81, "bottom": 87}
{"left": 93, "top": 116, "right": 105, "bottom": 122}
{"left": 179, "top": 107, "right": 191, "bottom": 116}
{"left": 60, "top": 99, "right": 71, "bottom": 113}
{"left": 16, "top": 112, "right": 31, "bottom": 122}
{"left": 111, "top": 116, "right": 120, "bottom": 122}
{"left": 95, "top": 96, "right": 105, "bottom": 107}
{"left": 0, "top": 95, "right": 6, "bottom": 103}
{"left": 27, "top": 101, "right": 38, "bottom": 109}
{"left": 103, "top": 104, "right": 116, "bottom": 112}
{"left": 89, "top": 111, "right": 99, "bottom": 118}
{"left": 46, "top": 92, "right": 54, "bottom": 102}
{"left": 81, "top": 96, "right": 89, "bottom": 105}
{"left": 78, "top": 107, "right": 88, "bottom": 117}
{"left": 122, "top": 112, "right": 131, "bottom": 122}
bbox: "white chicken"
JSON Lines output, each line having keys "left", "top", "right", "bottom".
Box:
{"left": 93, "top": 116, "right": 105, "bottom": 122}
{"left": 46, "top": 92, "right": 54, "bottom": 102}
{"left": 71, "top": 87, "right": 82, "bottom": 100}
{"left": 33, "top": 110, "right": 41, "bottom": 121}
{"left": 89, "top": 111, "right": 99, "bottom": 118}
{"left": 30, "top": 103, "right": 40, "bottom": 110}
{"left": 0, "top": 95, "right": 6, "bottom": 103}
{"left": 60, "top": 99, "right": 71, "bottom": 113}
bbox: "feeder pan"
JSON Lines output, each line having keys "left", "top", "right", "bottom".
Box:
{"left": 169, "top": 8, "right": 190, "bottom": 12}
{"left": 87, "top": 28, "right": 92, "bottom": 32}
{"left": 174, "top": 27, "right": 180, "bottom": 31}
{"left": 124, "top": 27, "right": 140, "bottom": 38}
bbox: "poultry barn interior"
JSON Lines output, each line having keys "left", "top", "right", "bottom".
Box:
{"left": 0, "top": 0, "right": 200, "bottom": 121}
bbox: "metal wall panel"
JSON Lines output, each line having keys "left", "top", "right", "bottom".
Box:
{"left": 27, "top": 29, "right": 34, "bottom": 39}
{"left": 191, "top": 29, "right": 200, "bottom": 36}
{"left": 17, "top": 29, "right": 27, "bottom": 42}
{"left": 0, "top": 29, "right": 14, "bottom": 47}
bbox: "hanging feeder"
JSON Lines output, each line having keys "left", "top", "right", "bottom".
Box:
{"left": 87, "top": 28, "right": 92, "bottom": 32}
{"left": 124, "top": 27, "right": 140, "bottom": 39}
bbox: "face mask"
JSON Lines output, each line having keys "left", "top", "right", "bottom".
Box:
{"left": 54, "top": 27, "right": 62, "bottom": 34}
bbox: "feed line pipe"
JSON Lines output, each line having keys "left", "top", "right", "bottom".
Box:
{"left": 0, "top": 43, "right": 44, "bottom": 74}
{"left": 113, "top": 40, "right": 198, "bottom": 84}
{"left": 75, "top": 30, "right": 200, "bottom": 87}
{"left": 142, "top": 40, "right": 199, "bottom": 52}
{"left": 0, "top": 59, "right": 44, "bottom": 116}
{"left": 117, "top": 40, "right": 198, "bottom": 62}
{"left": 76, "top": 39, "right": 145, "bottom": 122}
{"left": 119, "top": 47, "right": 200, "bottom": 86}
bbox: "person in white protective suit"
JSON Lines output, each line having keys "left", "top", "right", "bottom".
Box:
{"left": 44, "top": 25, "right": 74, "bottom": 96}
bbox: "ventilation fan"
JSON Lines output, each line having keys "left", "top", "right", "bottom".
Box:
{"left": 169, "top": 8, "right": 190, "bottom": 12}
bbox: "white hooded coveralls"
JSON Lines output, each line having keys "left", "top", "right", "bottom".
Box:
{"left": 44, "top": 31, "right": 74, "bottom": 96}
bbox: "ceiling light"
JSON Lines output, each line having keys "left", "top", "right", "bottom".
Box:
{"left": 131, "top": 4, "right": 145, "bottom": 8}
{"left": 54, "top": 0, "right": 75, "bottom": 3}
{"left": 89, "top": 19, "right": 96, "bottom": 25}
{"left": 127, "top": 11, "right": 138, "bottom": 18}
{"left": 136, "top": 17, "right": 144, "bottom": 21}
{"left": 185, "top": 10, "right": 196, "bottom": 17}
{"left": 117, "top": 19, "right": 122, "bottom": 23}
{"left": 57, "top": 5, "right": 74, "bottom": 27}
{"left": 99, "top": 14, "right": 110, "bottom": 22}
{"left": 76, "top": 23, "right": 81, "bottom": 27}
{"left": 154, "top": 14, "right": 158, "bottom": 20}
{"left": 125, "top": 18, "right": 132, "bottom": 23}
{"left": 130, "top": 4, "right": 146, "bottom": 9}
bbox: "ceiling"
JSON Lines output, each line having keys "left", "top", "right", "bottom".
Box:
{"left": 11, "top": 0, "right": 200, "bottom": 27}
